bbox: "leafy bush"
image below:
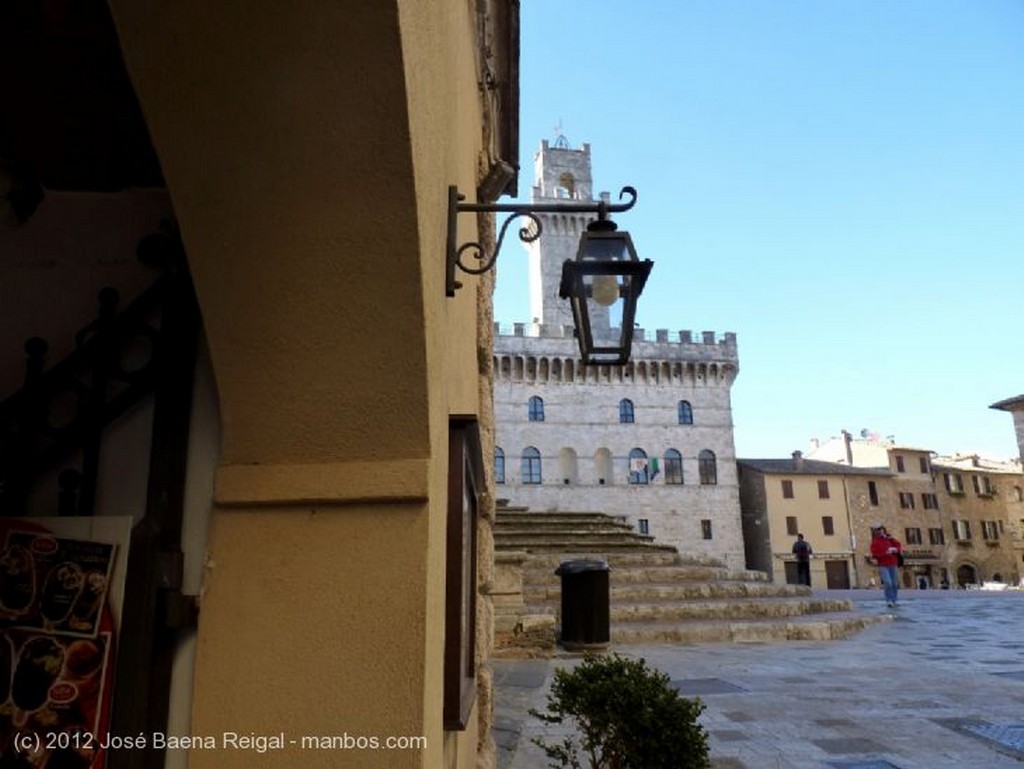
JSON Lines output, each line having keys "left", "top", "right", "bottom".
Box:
{"left": 530, "top": 653, "right": 710, "bottom": 769}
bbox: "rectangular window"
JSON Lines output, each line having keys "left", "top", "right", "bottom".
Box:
{"left": 905, "top": 527, "right": 922, "bottom": 545}
{"left": 919, "top": 456, "right": 929, "bottom": 474}
{"left": 701, "top": 519, "right": 713, "bottom": 540}
{"left": 638, "top": 519, "right": 649, "bottom": 536}
{"left": 822, "top": 516, "right": 834, "bottom": 536}
{"left": 817, "top": 480, "right": 830, "bottom": 499}
{"left": 781, "top": 480, "right": 794, "bottom": 499}
{"left": 786, "top": 516, "right": 798, "bottom": 536}
{"left": 898, "top": 492, "right": 915, "bottom": 509}
{"left": 953, "top": 520, "right": 972, "bottom": 541}
{"left": 922, "top": 493, "right": 939, "bottom": 510}
{"left": 982, "top": 521, "right": 999, "bottom": 540}
{"left": 895, "top": 455, "right": 905, "bottom": 472}
{"left": 868, "top": 481, "right": 879, "bottom": 506}
{"left": 928, "top": 527, "right": 945, "bottom": 546}
{"left": 972, "top": 475, "right": 982, "bottom": 495}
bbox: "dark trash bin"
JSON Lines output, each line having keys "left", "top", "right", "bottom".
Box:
{"left": 555, "top": 559, "right": 610, "bottom": 650}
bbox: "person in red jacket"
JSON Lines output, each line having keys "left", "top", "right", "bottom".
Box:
{"left": 870, "top": 524, "right": 903, "bottom": 607}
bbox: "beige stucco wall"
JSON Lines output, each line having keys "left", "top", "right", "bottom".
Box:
{"left": 763, "top": 474, "right": 854, "bottom": 586}
{"left": 108, "top": 1, "right": 491, "bottom": 767}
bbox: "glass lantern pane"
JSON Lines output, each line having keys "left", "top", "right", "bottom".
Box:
{"left": 581, "top": 233, "right": 631, "bottom": 263}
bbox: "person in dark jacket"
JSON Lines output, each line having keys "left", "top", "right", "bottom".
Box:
{"left": 792, "top": 533, "right": 812, "bottom": 586}
{"left": 869, "top": 524, "right": 903, "bottom": 607}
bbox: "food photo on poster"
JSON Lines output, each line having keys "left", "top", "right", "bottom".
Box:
{"left": 0, "top": 518, "right": 131, "bottom": 769}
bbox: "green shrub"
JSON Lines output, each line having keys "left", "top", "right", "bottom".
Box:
{"left": 529, "top": 653, "right": 710, "bottom": 769}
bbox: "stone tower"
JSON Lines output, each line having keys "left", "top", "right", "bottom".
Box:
{"left": 494, "top": 139, "right": 745, "bottom": 569}
{"left": 526, "top": 139, "right": 604, "bottom": 334}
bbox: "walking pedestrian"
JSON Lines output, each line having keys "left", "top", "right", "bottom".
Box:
{"left": 792, "top": 533, "right": 812, "bottom": 587}
{"left": 869, "top": 524, "right": 903, "bottom": 607}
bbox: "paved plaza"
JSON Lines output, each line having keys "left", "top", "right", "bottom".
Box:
{"left": 493, "top": 590, "right": 1024, "bottom": 769}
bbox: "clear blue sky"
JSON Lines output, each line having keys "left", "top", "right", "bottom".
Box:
{"left": 493, "top": 0, "right": 1024, "bottom": 461}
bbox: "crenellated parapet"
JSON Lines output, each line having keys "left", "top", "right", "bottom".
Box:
{"left": 493, "top": 324, "right": 738, "bottom": 386}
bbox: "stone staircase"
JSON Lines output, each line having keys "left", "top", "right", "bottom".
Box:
{"left": 492, "top": 506, "right": 888, "bottom": 653}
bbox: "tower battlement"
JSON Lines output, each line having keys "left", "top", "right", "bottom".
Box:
{"left": 493, "top": 325, "right": 738, "bottom": 386}
{"left": 495, "top": 323, "right": 737, "bottom": 356}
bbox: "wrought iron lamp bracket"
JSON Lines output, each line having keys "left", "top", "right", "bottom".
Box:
{"left": 445, "top": 184, "right": 637, "bottom": 296}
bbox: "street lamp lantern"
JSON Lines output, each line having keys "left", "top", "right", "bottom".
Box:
{"left": 559, "top": 217, "right": 652, "bottom": 366}
{"left": 446, "top": 184, "right": 653, "bottom": 365}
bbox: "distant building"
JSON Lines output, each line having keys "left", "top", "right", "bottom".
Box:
{"left": 493, "top": 139, "right": 745, "bottom": 568}
{"left": 738, "top": 452, "right": 893, "bottom": 588}
{"left": 991, "top": 395, "right": 1024, "bottom": 463}
{"left": 931, "top": 454, "right": 1024, "bottom": 586}
{"left": 808, "top": 432, "right": 1024, "bottom": 587}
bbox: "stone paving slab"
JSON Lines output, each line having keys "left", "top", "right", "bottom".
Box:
{"left": 493, "top": 590, "right": 1024, "bottom": 769}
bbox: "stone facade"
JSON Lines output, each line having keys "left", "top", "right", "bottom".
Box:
{"left": 932, "top": 454, "right": 1024, "bottom": 586}
{"left": 493, "top": 140, "right": 745, "bottom": 569}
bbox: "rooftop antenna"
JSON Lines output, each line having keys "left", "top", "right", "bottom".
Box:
{"left": 553, "top": 119, "right": 570, "bottom": 149}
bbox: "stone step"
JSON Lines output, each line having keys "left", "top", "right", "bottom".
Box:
{"left": 496, "top": 511, "right": 631, "bottom": 524}
{"left": 524, "top": 581, "right": 808, "bottom": 604}
{"left": 495, "top": 522, "right": 638, "bottom": 535}
{"left": 513, "top": 551, "right": 690, "bottom": 568}
{"left": 496, "top": 525, "right": 638, "bottom": 536}
{"left": 493, "top": 532, "right": 643, "bottom": 544}
{"left": 610, "top": 612, "right": 890, "bottom": 644}
{"left": 491, "top": 505, "right": 884, "bottom": 649}
{"left": 607, "top": 597, "right": 853, "bottom": 623}
{"left": 521, "top": 563, "right": 770, "bottom": 586}
{"left": 518, "top": 596, "right": 851, "bottom": 624}
{"left": 495, "top": 540, "right": 679, "bottom": 552}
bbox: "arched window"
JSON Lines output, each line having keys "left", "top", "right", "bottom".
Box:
{"left": 664, "top": 449, "right": 683, "bottom": 485}
{"left": 698, "top": 449, "right": 717, "bottom": 485}
{"left": 619, "top": 398, "right": 635, "bottom": 424}
{"left": 528, "top": 396, "right": 545, "bottom": 422}
{"left": 628, "top": 448, "right": 649, "bottom": 485}
{"left": 678, "top": 400, "right": 693, "bottom": 425}
{"left": 558, "top": 171, "right": 576, "bottom": 198}
{"left": 521, "top": 447, "right": 542, "bottom": 484}
{"left": 495, "top": 447, "right": 505, "bottom": 484}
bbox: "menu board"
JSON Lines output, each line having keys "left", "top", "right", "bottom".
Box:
{"left": 0, "top": 518, "right": 131, "bottom": 769}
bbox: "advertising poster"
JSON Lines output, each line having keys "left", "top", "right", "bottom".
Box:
{"left": 0, "top": 517, "right": 131, "bottom": 769}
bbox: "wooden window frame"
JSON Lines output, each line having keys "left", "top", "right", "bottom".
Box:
{"left": 663, "top": 449, "right": 683, "bottom": 485}
{"left": 444, "top": 417, "right": 483, "bottom": 731}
